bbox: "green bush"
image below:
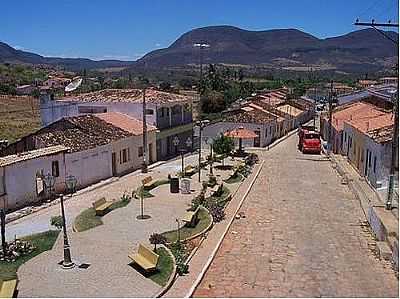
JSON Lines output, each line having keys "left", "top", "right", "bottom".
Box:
{"left": 50, "top": 216, "right": 63, "bottom": 230}
{"left": 170, "top": 241, "right": 189, "bottom": 275}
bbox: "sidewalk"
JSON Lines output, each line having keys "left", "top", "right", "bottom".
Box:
{"left": 330, "top": 153, "right": 399, "bottom": 271}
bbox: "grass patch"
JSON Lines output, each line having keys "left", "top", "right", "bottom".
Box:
{"left": 74, "top": 208, "right": 103, "bottom": 232}
{"left": 224, "top": 174, "right": 242, "bottom": 184}
{"left": 161, "top": 207, "right": 212, "bottom": 243}
{"left": 0, "top": 230, "right": 60, "bottom": 284}
{"left": 74, "top": 197, "right": 131, "bottom": 232}
{"left": 148, "top": 247, "right": 174, "bottom": 287}
{"left": 136, "top": 179, "right": 170, "bottom": 199}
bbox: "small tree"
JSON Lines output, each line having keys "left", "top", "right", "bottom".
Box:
{"left": 149, "top": 233, "right": 167, "bottom": 251}
{"left": 213, "top": 134, "right": 234, "bottom": 166}
{"left": 50, "top": 215, "right": 63, "bottom": 230}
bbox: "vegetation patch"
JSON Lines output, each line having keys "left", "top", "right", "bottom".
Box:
{"left": 0, "top": 230, "right": 60, "bottom": 284}
{"left": 148, "top": 247, "right": 174, "bottom": 287}
{"left": 74, "top": 208, "right": 103, "bottom": 232}
{"left": 224, "top": 173, "right": 242, "bottom": 184}
{"left": 161, "top": 207, "right": 212, "bottom": 243}
{"left": 74, "top": 194, "right": 131, "bottom": 232}
{"left": 136, "top": 179, "right": 170, "bottom": 198}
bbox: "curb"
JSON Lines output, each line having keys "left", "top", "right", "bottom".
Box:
{"left": 155, "top": 245, "right": 177, "bottom": 298}
{"left": 185, "top": 160, "right": 265, "bottom": 298}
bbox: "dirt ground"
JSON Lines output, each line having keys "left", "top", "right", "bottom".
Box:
{"left": 0, "top": 95, "right": 41, "bottom": 143}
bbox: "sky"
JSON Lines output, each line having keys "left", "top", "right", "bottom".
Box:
{"left": 1, "top": 0, "right": 398, "bottom": 61}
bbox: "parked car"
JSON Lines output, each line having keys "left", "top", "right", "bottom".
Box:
{"left": 298, "top": 125, "right": 321, "bottom": 154}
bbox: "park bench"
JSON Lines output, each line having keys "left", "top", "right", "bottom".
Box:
{"left": 184, "top": 165, "right": 196, "bottom": 176}
{"left": 0, "top": 279, "right": 17, "bottom": 298}
{"left": 128, "top": 244, "right": 159, "bottom": 272}
{"left": 142, "top": 176, "right": 156, "bottom": 190}
{"left": 182, "top": 206, "right": 200, "bottom": 228}
{"left": 92, "top": 197, "right": 112, "bottom": 216}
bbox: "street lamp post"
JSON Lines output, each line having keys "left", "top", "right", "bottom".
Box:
{"left": 44, "top": 173, "right": 74, "bottom": 269}
{"left": 196, "top": 120, "right": 210, "bottom": 182}
{"left": 207, "top": 138, "right": 214, "bottom": 175}
{"left": 59, "top": 193, "right": 74, "bottom": 268}
{"left": 193, "top": 43, "right": 210, "bottom": 91}
{"left": 176, "top": 218, "right": 181, "bottom": 242}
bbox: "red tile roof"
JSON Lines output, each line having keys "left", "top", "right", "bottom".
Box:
{"left": 95, "top": 112, "right": 157, "bottom": 135}
{"left": 328, "top": 102, "right": 386, "bottom": 131}
{"left": 62, "top": 88, "right": 191, "bottom": 104}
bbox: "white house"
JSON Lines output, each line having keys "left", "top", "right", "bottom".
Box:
{"left": 342, "top": 112, "right": 394, "bottom": 189}
{"left": 39, "top": 88, "right": 193, "bottom": 160}
{"left": 0, "top": 145, "right": 68, "bottom": 211}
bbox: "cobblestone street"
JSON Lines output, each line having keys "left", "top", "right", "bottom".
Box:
{"left": 194, "top": 133, "right": 398, "bottom": 297}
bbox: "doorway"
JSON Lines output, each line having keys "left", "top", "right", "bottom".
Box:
{"left": 254, "top": 130, "right": 261, "bottom": 147}
{"left": 111, "top": 152, "right": 117, "bottom": 176}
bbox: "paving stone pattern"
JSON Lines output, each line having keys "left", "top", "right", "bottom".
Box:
{"left": 194, "top": 134, "right": 398, "bottom": 298}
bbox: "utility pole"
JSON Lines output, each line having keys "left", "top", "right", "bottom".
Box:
{"left": 354, "top": 20, "right": 399, "bottom": 210}
{"left": 327, "top": 80, "right": 333, "bottom": 154}
{"left": 142, "top": 88, "right": 148, "bottom": 173}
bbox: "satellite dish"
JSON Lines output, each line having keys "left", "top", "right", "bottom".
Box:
{"left": 65, "top": 78, "right": 83, "bottom": 92}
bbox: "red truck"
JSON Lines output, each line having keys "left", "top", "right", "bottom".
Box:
{"left": 298, "top": 125, "right": 321, "bottom": 154}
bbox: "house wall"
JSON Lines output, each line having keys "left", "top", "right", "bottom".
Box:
{"left": 65, "top": 144, "right": 112, "bottom": 190}
{"left": 343, "top": 123, "right": 392, "bottom": 188}
{"left": 200, "top": 121, "right": 276, "bottom": 148}
{"left": 0, "top": 152, "right": 66, "bottom": 211}
{"left": 111, "top": 132, "right": 157, "bottom": 174}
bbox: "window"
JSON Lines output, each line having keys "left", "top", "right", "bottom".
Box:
{"left": 122, "top": 149, "right": 127, "bottom": 163}
{"left": 160, "top": 107, "right": 165, "bottom": 117}
{"left": 146, "top": 109, "right": 154, "bottom": 115}
{"left": 369, "top": 150, "right": 372, "bottom": 167}
{"left": 0, "top": 172, "right": 5, "bottom": 196}
{"left": 373, "top": 156, "right": 377, "bottom": 173}
{"left": 138, "top": 146, "right": 143, "bottom": 157}
{"left": 52, "top": 161, "right": 59, "bottom": 177}
{"left": 127, "top": 148, "right": 131, "bottom": 161}
{"left": 119, "top": 151, "right": 122, "bottom": 164}
{"left": 265, "top": 128, "right": 268, "bottom": 137}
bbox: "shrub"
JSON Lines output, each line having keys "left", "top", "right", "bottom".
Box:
{"left": 245, "top": 153, "right": 259, "bottom": 166}
{"left": 208, "top": 175, "right": 217, "bottom": 187}
{"left": 208, "top": 204, "right": 225, "bottom": 223}
{"left": 191, "top": 190, "right": 205, "bottom": 210}
{"left": 149, "top": 233, "right": 168, "bottom": 251}
{"left": 50, "top": 216, "right": 63, "bottom": 230}
{"left": 170, "top": 241, "right": 189, "bottom": 275}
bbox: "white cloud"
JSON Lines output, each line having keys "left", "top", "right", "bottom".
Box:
{"left": 155, "top": 43, "right": 161, "bottom": 47}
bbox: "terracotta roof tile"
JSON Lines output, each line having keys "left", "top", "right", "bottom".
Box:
{"left": 95, "top": 112, "right": 157, "bottom": 135}
{"left": 62, "top": 88, "right": 191, "bottom": 105}
{"left": 0, "top": 145, "right": 68, "bottom": 167}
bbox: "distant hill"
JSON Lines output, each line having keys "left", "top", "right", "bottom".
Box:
{"left": 1, "top": 26, "right": 398, "bottom": 73}
{"left": 0, "top": 42, "right": 133, "bottom": 71}
{"left": 135, "top": 26, "right": 398, "bottom": 73}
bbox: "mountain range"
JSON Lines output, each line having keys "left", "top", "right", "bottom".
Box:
{"left": 1, "top": 26, "right": 398, "bottom": 73}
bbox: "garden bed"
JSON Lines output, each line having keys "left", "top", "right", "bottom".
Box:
{"left": 161, "top": 207, "right": 212, "bottom": 243}
{"left": 135, "top": 179, "right": 170, "bottom": 199}
{"left": 149, "top": 246, "right": 175, "bottom": 287}
{"left": 0, "top": 230, "right": 60, "bottom": 285}
{"left": 74, "top": 195, "right": 131, "bottom": 232}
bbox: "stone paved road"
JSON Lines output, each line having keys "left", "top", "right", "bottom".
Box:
{"left": 194, "top": 133, "right": 398, "bottom": 298}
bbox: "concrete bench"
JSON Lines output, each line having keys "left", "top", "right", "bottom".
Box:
{"left": 129, "top": 244, "right": 159, "bottom": 272}
{"left": 92, "top": 197, "right": 112, "bottom": 216}
{"left": 142, "top": 176, "right": 156, "bottom": 190}
{"left": 184, "top": 165, "right": 196, "bottom": 176}
{"left": 0, "top": 279, "right": 17, "bottom": 298}
{"left": 182, "top": 206, "right": 200, "bottom": 228}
